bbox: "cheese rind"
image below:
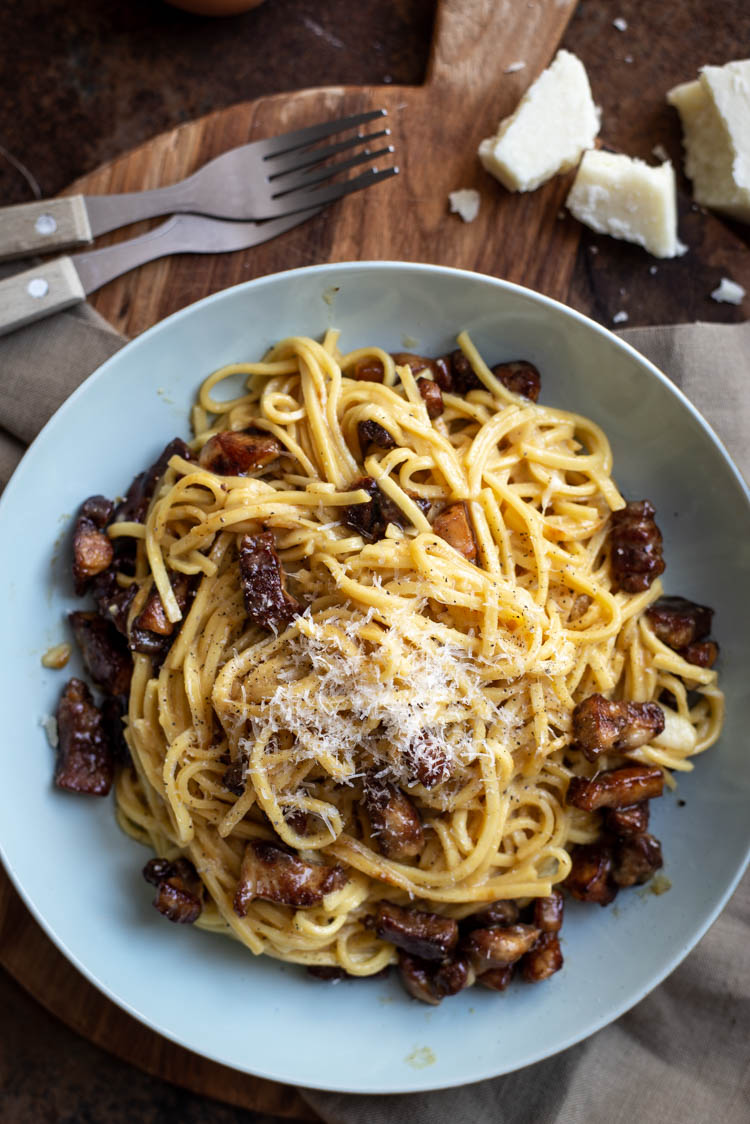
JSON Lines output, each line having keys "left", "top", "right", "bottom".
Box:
{"left": 565, "top": 150, "right": 686, "bottom": 259}
{"left": 478, "top": 49, "right": 600, "bottom": 193}
{"left": 667, "top": 59, "right": 750, "bottom": 224}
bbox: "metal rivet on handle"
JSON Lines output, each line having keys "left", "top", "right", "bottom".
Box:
{"left": 35, "top": 214, "right": 58, "bottom": 236}
{"left": 27, "top": 278, "right": 49, "bottom": 299}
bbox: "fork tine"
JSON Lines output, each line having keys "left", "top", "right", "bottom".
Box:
{"left": 275, "top": 165, "right": 399, "bottom": 211}
{"left": 260, "top": 109, "right": 387, "bottom": 158}
{"left": 272, "top": 146, "right": 394, "bottom": 193}
{"left": 266, "top": 129, "right": 391, "bottom": 177}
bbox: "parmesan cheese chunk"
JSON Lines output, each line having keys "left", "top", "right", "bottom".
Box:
{"left": 668, "top": 60, "right": 750, "bottom": 224}
{"left": 566, "top": 150, "right": 686, "bottom": 259}
{"left": 478, "top": 49, "right": 600, "bottom": 193}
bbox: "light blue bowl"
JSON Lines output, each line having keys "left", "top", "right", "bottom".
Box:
{"left": 1, "top": 262, "right": 748, "bottom": 1093}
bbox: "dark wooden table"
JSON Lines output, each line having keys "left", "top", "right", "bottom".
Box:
{"left": 0, "top": 2, "right": 748, "bottom": 1121}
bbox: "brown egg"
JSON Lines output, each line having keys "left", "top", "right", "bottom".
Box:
{"left": 164, "top": 0, "right": 265, "bottom": 15}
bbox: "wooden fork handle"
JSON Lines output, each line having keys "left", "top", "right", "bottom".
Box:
{"left": 0, "top": 257, "right": 85, "bottom": 336}
{"left": 0, "top": 196, "right": 93, "bottom": 260}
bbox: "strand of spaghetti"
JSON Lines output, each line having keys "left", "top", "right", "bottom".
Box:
{"left": 456, "top": 330, "right": 526, "bottom": 404}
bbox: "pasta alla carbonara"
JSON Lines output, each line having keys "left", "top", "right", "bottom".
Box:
{"left": 70, "top": 330, "right": 722, "bottom": 998}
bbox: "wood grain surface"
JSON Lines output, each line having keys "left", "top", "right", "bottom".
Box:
{"left": 75, "top": 0, "right": 581, "bottom": 339}
{"left": 1, "top": 0, "right": 749, "bottom": 1115}
{"left": 67, "top": 0, "right": 749, "bottom": 337}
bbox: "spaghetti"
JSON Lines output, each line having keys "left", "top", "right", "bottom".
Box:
{"left": 106, "top": 330, "right": 723, "bottom": 989}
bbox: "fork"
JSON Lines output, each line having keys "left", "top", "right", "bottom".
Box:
{"left": 0, "top": 206, "right": 327, "bottom": 337}
{"left": 0, "top": 109, "right": 398, "bottom": 261}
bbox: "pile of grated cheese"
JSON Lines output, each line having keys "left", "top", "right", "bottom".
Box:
{"left": 245, "top": 605, "right": 508, "bottom": 788}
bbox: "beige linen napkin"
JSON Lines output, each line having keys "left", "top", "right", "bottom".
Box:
{"left": 1, "top": 312, "right": 748, "bottom": 1123}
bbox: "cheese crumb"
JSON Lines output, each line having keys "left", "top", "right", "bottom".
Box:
{"left": 613, "top": 16, "right": 628, "bottom": 31}
{"left": 449, "top": 189, "right": 481, "bottom": 223}
{"left": 40, "top": 714, "right": 59, "bottom": 749}
{"left": 710, "top": 277, "right": 746, "bottom": 304}
{"left": 478, "top": 49, "right": 600, "bottom": 193}
{"left": 41, "top": 642, "right": 72, "bottom": 669}
{"left": 504, "top": 61, "right": 526, "bottom": 74}
{"left": 612, "top": 310, "right": 629, "bottom": 324}
{"left": 566, "top": 150, "right": 687, "bottom": 258}
{"left": 668, "top": 59, "right": 750, "bottom": 224}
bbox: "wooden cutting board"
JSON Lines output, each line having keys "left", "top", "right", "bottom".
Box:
{"left": 1, "top": 0, "right": 748, "bottom": 1113}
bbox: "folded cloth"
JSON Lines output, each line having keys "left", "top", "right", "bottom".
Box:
{"left": 1, "top": 311, "right": 748, "bottom": 1124}
{"left": 0, "top": 304, "right": 124, "bottom": 489}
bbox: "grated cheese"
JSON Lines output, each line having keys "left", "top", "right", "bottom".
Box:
{"left": 248, "top": 607, "right": 507, "bottom": 788}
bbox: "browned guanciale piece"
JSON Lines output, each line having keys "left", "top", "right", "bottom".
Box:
{"left": 572, "top": 694, "right": 665, "bottom": 762}
{"left": 238, "top": 531, "right": 301, "bottom": 632}
{"left": 130, "top": 571, "right": 196, "bottom": 656}
{"left": 416, "top": 377, "right": 444, "bottom": 418}
{"left": 521, "top": 933, "right": 563, "bottom": 982}
{"left": 432, "top": 956, "right": 472, "bottom": 997}
{"left": 646, "top": 594, "right": 719, "bottom": 667}
{"left": 55, "top": 678, "right": 115, "bottom": 796}
{"left": 69, "top": 610, "right": 133, "bottom": 696}
{"left": 100, "top": 696, "right": 130, "bottom": 764}
{"left": 613, "top": 833, "right": 663, "bottom": 887}
{"left": 352, "top": 357, "right": 385, "bottom": 382}
{"left": 403, "top": 734, "right": 453, "bottom": 788}
{"left": 115, "top": 438, "right": 193, "bottom": 525}
{"left": 533, "top": 889, "right": 564, "bottom": 933}
{"left": 90, "top": 569, "right": 137, "bottom": 637}
{"left": 397, "top": 950, "right": 471, "bottom": 1005}
{"left": 283, "top": 807, "right": 310, "bottom": 836}
{"left": 132, "top": 588, "right": 172, "bottom": 637}
{"left": 143, "top": 857, "right": 203, "bottom": 924}
{"left": 491, "top": 360, "right": 541, "bottom": 402}
{"left": 198, "top": 429, "right": 281, "bottom": 475}
{"left": 646, "top": 595, "right": 713, "bottom": 649}
{"left": 564, "top": 842, "right": 618, "bottom": 906}
{"left": 609, "top": 499, "right": 665, "bottom": 592}
{"left": 680, "top": 640, "right": 719, "bottom": 668}
{"left": 342, "top": 476, "right": 428, "bottom": 543}
{"left": 432, "top": 502, "right": 478, "bottom": 563}
{"left": 477, "top": 965, "right": 514, "bottom": 991}
{"left": 233, "top": 840, "right": 346, "bottom": 913}
{"left": 446, "top": 348, "right": 482, "bottom": 393}
{"left": 358, "top": 419, "right": 396, "bottom": 450}
{"left": 604, "top": 801, "right": 650, "bottom": 837}
{"left": 373, "top": 901, "right": 459, "bottom": 961}
{"left": 462, "top": 925, "right": 541, "bottom": 974}
{"left": 342, "top": 475, "right": 384, "bottom": 541}
{"left": 363, "top": 779, "right": 424, "bottom": 861}
{"left": 397, "top": 952, "right": 440, "bottom": 1004}
{"left": 391, "top": 352, "right": 453, "bottom": 391}
{"left": 461, "top": 899, "right": 520, "bottom": 931}
{"left": 221, "top": 760, "right": 245, "bottom": 795}
{"left": 72, "top": 495, "right": 115, "bottom": 594}
{"left": 567, "top": 765, "right": 664, "bottom": 812}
